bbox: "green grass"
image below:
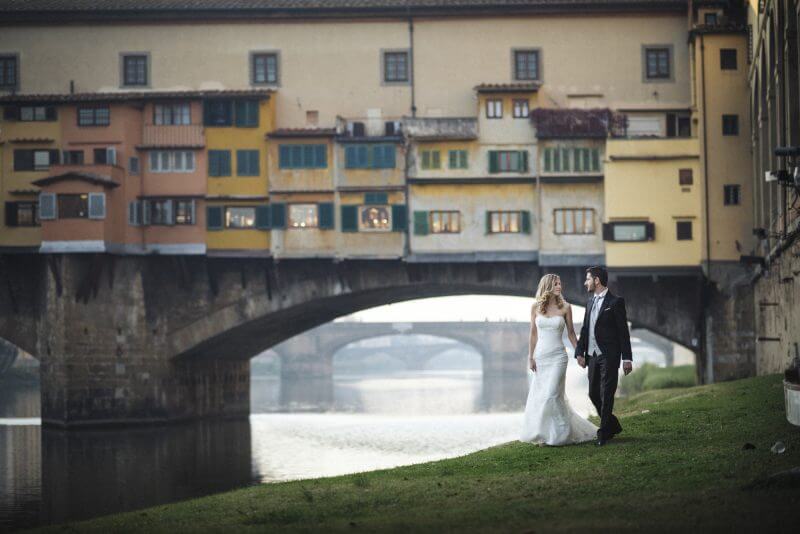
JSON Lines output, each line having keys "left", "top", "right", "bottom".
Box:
{"left": 619, "top": 363, "right": 697, "bottom": 395}
{"left": 34, "top": 375, "right": 800, "bottom": 533}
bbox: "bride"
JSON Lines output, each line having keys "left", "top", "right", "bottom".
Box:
{"left": 520, "top": 274, "right": 598, "bottom": 446}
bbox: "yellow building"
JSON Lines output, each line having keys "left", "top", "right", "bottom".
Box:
{"left": 204, "top": 91, "right": 274, "bottom": 256}
{"left": 0, "top": 101, "right": 61, "bottom": 251}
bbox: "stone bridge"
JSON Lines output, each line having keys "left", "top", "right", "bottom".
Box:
{"left": 0, "top": 253, "right": 712, "bottom": 427}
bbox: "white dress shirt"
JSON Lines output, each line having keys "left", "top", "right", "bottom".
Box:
{"left": 587, "top": 288, "right": 632, "bottom": 365}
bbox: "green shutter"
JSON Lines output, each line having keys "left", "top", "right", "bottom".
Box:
{"left": 236, "top": 150, "right": 246, "bottom": 176}
{"left": 235, "top": 100, "right": 258, "bottom": 127}
{"left": 592, "top": 148, "right": 600, "bottom": 172}
{"left": 221, "top": 150, "right": 231, "bottom": 176}
{"left": 372, "top": 144, "right": 384, "bottom": 168}
{"left": 544, "top": 148, "right": 552, "bottom": 172}
{"left": 255, "top": 205, "right": 271, "bottom": 229}
{"left": 432, "top": 151, "right": 440, "bottom": 169}
{"left": 270, "top": 202, "right": 286, "bottom": 229}
{"left": 553, "top": 148, "right": 561, "bottom": 172}
{"left": 459, "top": 150, "right": 467, "bottom": 169}
{"left": 341, "top": 205, "right": 358, "bottom": 232}
{"left": 520, "top": 150, "right": 528, "bottom": 173}
{"left": 521, "top": 210, "right": 531, "bottom": 234}
{"left": 364, "top": 192, "right": 388, "bottom": 204}
{"left": 489, "top": 151, "right": 499, "bottom": 173}
{"left": 486, "top": 212, "right": 492, "bottom": 234}
{"left": 302, "top": 145, "right": 314, "bottom": 168}
{"left": 345, "top": 145, "right": 356, "bottom": 168}
{"left": 315, "top": 145, "right": 327, "bottom": 168}
{"left": 207, "top": 206, "right": 223, "bottom": 230}
{"left": 561, "top": 147, "right": 570, "bottom": 172}
{"left": 392, "top": 204, "right": 407, "bottom": 231}
{"left": 413, "top": 211, "right": 428, "bottom": 235}
{"left": 448, "top": 150, "right": 456, "bottom": 169}
{"left": 318, "top": 202, "right": 334, "bottom": 229}
{"left": 291, "top": 145, "right": 302, "bottom": 169}
{"left": 279, "top": 145, "right": 291, "bottom": 169}
{"left": 421, "top": 151, "right": 430, "bottom": 170}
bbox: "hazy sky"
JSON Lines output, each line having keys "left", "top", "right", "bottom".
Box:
{"left": 340, "top": 295, "right": 587, "bottom": 324}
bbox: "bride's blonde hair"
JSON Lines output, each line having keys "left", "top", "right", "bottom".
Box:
{"left": 535, "top": 273, "right": 565, "bottom": 315}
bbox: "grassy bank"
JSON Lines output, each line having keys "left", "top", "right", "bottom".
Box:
{"left": 36, "top": 375, "right": 800, "bottom": 533}
{"left": 619, "top": 363, "right": 697, "bottom": 395}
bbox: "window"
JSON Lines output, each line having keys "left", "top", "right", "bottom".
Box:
{"left": 208, "top": 150, "right": 232, "bottom": 176}
{"left": 78, "top": 106, "right": 110, "bottom": 126}
{"left": 603, "top": 221, "right": 653, "bottom": 242}
{"left": 448, "top": 150, "right": 468, "bottom": 169}
{"left": 513, "top": 99, "right": 530, "bottom": 118}
{"left": 226, "top": 206, "right": 256, "bottom": 228}
{"left": 289, "top": 204, "right": 319, "bottom": 228}
{"left": 252, "top": 52, "right": 278, "bottom": 85}
{"left": 62, "top": 150, "right": 84, "bottom": 165}
{"left": 722, "top": 114, "right": 739, "bottom": 135}
{"left": 122, "top": 54, "right": 148, "bottom": 86}
{"left": 175, "top": 200, "right": 195, "bottom": 224}
{"left": 57, "top": 194, "right": 89, "bottom": 218}
{"left": 19, "top": 106, "right": 56, "bottom": 122}
{"left": 420, "top": 150, "right": 441, "bottom": 170}
{"left": 4, "top": 201, "right": 39, "bottom": 227}
{"left": 567, "top": 148, "right": 601, "bottom": 173}
{"left": 513, "top": 49, "right": 540, "bottom": 81}
{"left": 14, "top": 149, "right": 57, "bottom": 171}
{"left": 720, "top": 49, "right": 738, "bottom": 70}
{"left": 278, "top": 144, "right": 327, "bottom": 169}
{"left": 344, "top": 144, "right": 396, "bottom": 169}
{"left": 129, "top": 156, "right": 140, "bottom": 175}
{"left": 486, "top": 99, "right": 503, "bottom": 119}
{"left": 724, "top": 184, "right": 741, "bottom": 205}
{"left": 644, "top": 46, "right": 671, "bottom": 80}
{"left": 236, "top": 150, "right": 260, "bottom": 176}
{"left": 553, "top": 208, "right": 595, "bottom": 235}
{"left": 154, "top": 103, "right": 191, "bottom": 125}
{"left": 666, "top": 113, "right": 691, "bottom": 137}
{"left": 704, "top": 12, "right": 718, "bottom": 25}
{"left": 489, "top": 211, "right": 523, "bottom": 233}
{"left": 676, "top": 221, "right": 693, "bottom": 240}
{"left": 148, "top": 151, "right": 195, "bottom": 172}
{"left": 204, "top": 100, "right": 233, "bottom": 126}
{"left": 0, "top": 55, "right": 18, "bottom": 89}
{"left": 679, "top": 169, "right": 693, "bottom": 186}
{"left": 148, "top": 199, "right": 173, "bottom": 225}
{"left": 358, "top": 205, "right": 391, "bottom": 231}
{"left": 235, "top": 100, "right": 259, "bottom": 127}
{"left": 489, "top": 150, "right": 528, "bottom": 173}
{"left": 383, "top": 51, "right": 409, "bottom": 83}
{"left": 430, "top": 211, "right": 460, "bottom": 233}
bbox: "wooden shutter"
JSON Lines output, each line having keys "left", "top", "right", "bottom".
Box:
{"left": 88, "top": 193, "right": 106, "bottom": 219}
{"left": 48, "top": 149, "right": 60, "bottom": 166}
{"left": 421, "top": 151, "right": 430, "bottom": 170}
{"left": 255, "top": 205, "right": 272, "bottom": 229}
{"left": 315, "top": 145, "right": 327, "bottom": 168}
{"left": 235, "top": 100, "right": 258, "bottom": 127}
{"left": 459, "top": 150, "right": 467, "bottom": 169}
{"left": 318, "top": 202, "right": 334, "bottom": 229}
{"left": 344, "top": 145, "right": 357, "bottom": 169}
{"left": 206, "top": 205, "right": 223, "bottom": 230}
{"left": 364, "top": 192, "right": 388, "bottom": 204}
{"left": 221, "top": 151, "right": 231, "bottom": 176}
{"left": 391, "top": 204, "right": 407, "bottom": 231}
{"left": 208, "top": 151, "right": 219, "bottom": 176}
{"left": 413, "top": 211, "right": 428, "bottom": 235}
{"left": 105, "top": 147, "right": 116, "bottom": 165}
{"left": 666, "top": 113, "right": 676, "bottom": 137}
{"left": 448, "top": 150, "right": 456, "bottom": 169}
{"left": 5, "top": 202, "right": 18, "bottom": 226}
{"left": 270, "top": 202, "right": 286, "bottom": 229}
{"left": 45, "top": 106, "right": 57, "bottom": 121}
{"left": 543, "top": 148, "right": 551, "bottom": 172}
{"left": 488, "top": 151, "right": 499, "bottom": 173}
{"left": 521, "top": 210, "right": 531, "bottom": 233}
{"left": 3, "top": 105, "right": 19, "bottom": 121}
{"left": 602, "top": 222, "right": 614, "bottom": 241}
{"left": 13, "top": 150, "right": 33, "bottom": 171}
{"left": 646, "top": 222, "right": 656, "bottom": 240}
{"left": 357, "top": 145, "right": 369, "bottom": 168}
{"left": 520, "top": 150, "right": 529, "bottom": 173}
{"left": 39, "top": 193, "right": 56, "bottom": 220}
{"left": 341, "top": 205, "right": 358, "bottom": 232}
{"left": 372, "top": 144, "right": 384, "bottom": 168}
{"left": 279, "top": 145, "right": 290, "bottom": 169}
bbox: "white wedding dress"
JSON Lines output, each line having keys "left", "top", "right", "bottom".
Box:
{"left": 520, "top": 314, "right": 598, "bottom": 446}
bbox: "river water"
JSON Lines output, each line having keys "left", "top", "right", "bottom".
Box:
{"left": 0, "top": 360, "right": 598, "bottom": 531}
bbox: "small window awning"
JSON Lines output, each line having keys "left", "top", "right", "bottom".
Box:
{"left": 474, "top": 82, "right": 541, "bottom": 94}
{"left": 32, "top": 172, "right": 119, "bottom": 189}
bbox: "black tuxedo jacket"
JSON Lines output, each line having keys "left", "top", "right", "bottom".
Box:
{"left": 574, "top": 291, "right": 633, "bottom": 368}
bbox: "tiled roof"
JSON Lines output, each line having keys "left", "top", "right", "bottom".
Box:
{"left": 529, "top": 107, "right": 627, "bottom": 138}
{"left": 474, "top": 82, "right": 541, "bottom": 93}
{"left": 8, "top": 137, "right": 56, "bottom": 143}
{"left": 0, "top": 89, "right": 273, "bottom": 104}
{"left": 32, "top": 172, "right": 120, "bottom": 188}
{"left": 267, "top": 128, "right": 337, "bottom": 138}
{"left": 0, "top": 0, "right": 689, "bottom": 21}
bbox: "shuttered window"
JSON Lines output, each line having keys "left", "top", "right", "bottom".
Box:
{"left": 235, "top": 100, "right": 259, "bottom": 127}
{"left": 448, "top": 150, "right": 468, "bottom": 169}
{"left": 278, "top": 144, "right": 327, "bottom": 169}
{"left": 344, "top": 144, "right": 395, "bottom": 169}
{"left": 4, "top": 201, "right": 39, "bottom": 227}
{"left": 236, "top": 150, "right": 260, "bottom": 176}
{"left": 488, "top": 150, "right": 528, "bottom": 173}
{"left": 208, "top": 150, "right": 232, "bottom": 177}
{"left": 341, "top": 205, "right": 358, "bottom": 232}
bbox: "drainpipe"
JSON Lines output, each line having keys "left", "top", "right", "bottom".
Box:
{"left": 699, "top": 34, "right": 714, "bottom": 384}
{"left": 408, "top": 13, "right": 417, "bottom": 118}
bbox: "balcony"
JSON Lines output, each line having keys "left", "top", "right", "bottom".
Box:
{"left": 403, "top": 117, "right": 478, "bottom": 141}
{"left": 140, "top": 124, "right": 205, "bottom": 149}
{"left": 335, "top": 115, "right": 404, "bottom": 141}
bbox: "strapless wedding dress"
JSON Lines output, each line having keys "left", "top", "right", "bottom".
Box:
{"left": 520, "top": 314, "right": 598, "bottom": 446}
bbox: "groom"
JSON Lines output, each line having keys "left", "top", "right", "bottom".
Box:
{"left": 575, "top": 266, "right": 633, "bottom": 446}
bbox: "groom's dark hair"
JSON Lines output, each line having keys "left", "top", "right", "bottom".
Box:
{"left": 586, "top": 266, "right": 608, "bottom": 286}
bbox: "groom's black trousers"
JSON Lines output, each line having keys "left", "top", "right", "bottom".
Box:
{"left": 587, "top": 352, "right": 622, "bottom": 440}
